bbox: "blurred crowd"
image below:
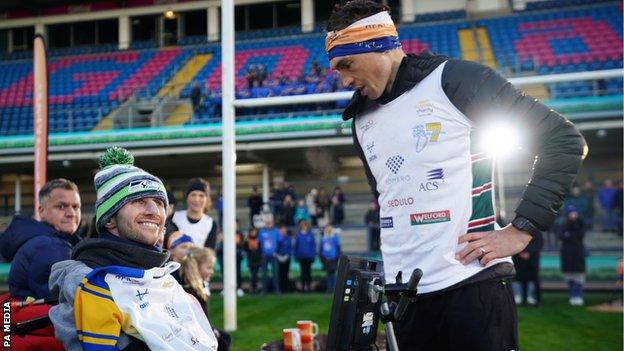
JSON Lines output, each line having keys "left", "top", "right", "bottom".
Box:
{"left": 510, "top": 178, "right": 623, "bottom": 308}
{"left": 189, "top": 60, "right": 351, "bottom": 118}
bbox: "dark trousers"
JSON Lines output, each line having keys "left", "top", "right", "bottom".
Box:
{"left": 298, "top": 258, "right": 314, "bottom": 292}
{"left": 236, "top": 257, "right": 242, "bottom": 289}
{"left": 394, "top": 279, "right": 518, "bottom": 351}
{"left": 262, "top": 256, "right": 280, "bottom": 293}
{"left": 278, "top": 258, "right": 291, "bottom": 292}
{"left": 249, "top": 266, "right": 260, "bottom": 292}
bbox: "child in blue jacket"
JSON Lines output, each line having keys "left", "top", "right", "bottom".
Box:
{"left": 320, "top": 225, "right": 341, "bottom": 292}
{"left": 259, "top": 215, "right": 280, "bottom": 293}
{"left": 295, "top": 220, "right": 316, "bottom": 292}
{"left": 276, "top": 225, "right": 293, "bottom": 292}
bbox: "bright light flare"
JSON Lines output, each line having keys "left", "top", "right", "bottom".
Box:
{"left": 480, "top": 122, "right": 521, "bottom": 157}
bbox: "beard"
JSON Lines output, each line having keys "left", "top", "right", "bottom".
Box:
{"left": 115, "top": 214, "right": 162, "bottom": 246}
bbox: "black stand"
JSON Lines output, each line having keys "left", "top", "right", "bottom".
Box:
{"left": 368, "top": 269, "right": 423, "bottom": 351}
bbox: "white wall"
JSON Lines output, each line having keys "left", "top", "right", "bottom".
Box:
{"left": 413, "top": 0, "right": 467, "bottom": 15}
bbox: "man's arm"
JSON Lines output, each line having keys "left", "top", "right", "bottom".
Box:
{"left": 24, "top": 237, "right": 71, "bottom": 299}
{"left": 443, "top": 59, "right": 586, "bottom": 227}
{"left": 443, "top": 60, "right": 585, "bottom": 265}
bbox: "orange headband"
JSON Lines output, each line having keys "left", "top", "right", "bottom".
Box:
{"left": 325, "top": 24, "right": 398, "bottom": 53}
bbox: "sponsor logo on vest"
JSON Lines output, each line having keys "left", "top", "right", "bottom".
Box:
{"left": 415, "top": 100, "right": 434, "bottom": 117}
{"left": 380, "top": 217, "right": 394, "bottom": 228}
{"left": 386, "top": 155, "right": 404, "bottom": 174}
{"left": 427, "top": 168, "right": 444, "bottom": 180}
{"left": 418, "top": 182, "right": 439, "bottom": 191}
{"left": 419, "top": 168, "right": 444, "bottom": 192}
{"left": 386, "top": 175, "right": 411, "bottom": 185}
{"left": 410, "top": 210, "right": 451, "bottom": 225}
{"left": 359, "top": 119, "right": 375, "bottom": 134}
{"left": 365, "top": 141, "right": 377, "bottom": 162}
{"left": 129, "top": 179, "right": 160, "bottom": 193}
{"left": 387, "top": 197, "right": 414, "bottom": 208}
{"left": 412, "top": 122, "right": 444, "bottom": 153}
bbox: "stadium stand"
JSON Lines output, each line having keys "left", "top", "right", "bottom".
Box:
{"left": 0, "top": 2, "right": 621, "bottom": 136}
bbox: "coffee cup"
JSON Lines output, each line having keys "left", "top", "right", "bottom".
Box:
{"left": 296, "top": 320, "right": 318, "bottom": 350}
{"left": 283, "top": 328, "right": 302, "bottom": 351}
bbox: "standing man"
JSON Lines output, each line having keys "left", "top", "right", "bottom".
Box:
{"left": 247, "top": 186, "right": 263, "bottom": 226}
{"left": 259, "top": 215, "right": 280, "bottom": 293}
{"left": 0, "top": 178, "right": 81, "bottom": 299}
{"left": 326, "top": 1, "right": 585, "bottom": 350}
{"left": 171, "top": 178, "right": 218, "bottom": 249}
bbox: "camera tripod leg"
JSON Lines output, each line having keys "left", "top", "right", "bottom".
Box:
{"left": 381, "top": 302, "right": 399, "bottom": 351}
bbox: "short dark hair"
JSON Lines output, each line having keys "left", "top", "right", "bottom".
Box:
{"left": 39, "top": 178, "right": 79, "bottom": 205}
{"left": 327, "top": 0, "right": 390, "bottom": 32}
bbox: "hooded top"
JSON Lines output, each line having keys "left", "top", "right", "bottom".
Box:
{"left": 0, "top": 215, "right": 79, "bottom": 299}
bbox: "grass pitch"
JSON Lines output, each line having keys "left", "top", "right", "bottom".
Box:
{"left": 207, "top": 292, "right": 622, "bottom": 350}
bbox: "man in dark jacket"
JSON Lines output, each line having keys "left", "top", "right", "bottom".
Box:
{"left": 326, "top": 1, "right": 585, "bottom": 350}
{"left": 0, "top": 178, "right": 81, "bottom": 299}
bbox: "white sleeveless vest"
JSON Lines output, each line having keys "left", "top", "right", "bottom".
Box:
{"left": 172, "top": 210, "right": 215, "bottom": 247}
{"left": 355, "top": 61, "right": 511, "bottom": 293}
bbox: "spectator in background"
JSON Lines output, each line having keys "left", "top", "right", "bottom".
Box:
{"left": 512, "top": 229, "right": 544, "bottom": 306}
{"left": 244, "top": 227, "right": 262, "bottom": 293}
{"left": 171, "top": 247, "right": 231, "bottom": 350}
{"left": 285, "top": 182, "right": 297, "bottom": 200}
{"left": 190, "top": 82, "right": 202, "bottom": 115}
{"left": 171, "top": 178, "right": 218, "bottom": 249}
{"left": 293, "top": 198, "right": 311, "bottom": 224}
{"left": 320, "top": 225, "right": 341, "bottom": 292}
{"left": 614, "top": 180, "right": 623, "bottom": 236}
{"left": 315, "top": 187, "right": 331, "bottom": 228}
{"left": 331, "top": 186, "right": 346, "bottom": 225}
{"left": 558, "top": 205, "right": 586, "bottom": 306}
{"left": 248, "top": 186, "right": 264, "bottom": 226}
{"left": 166, "top": 231, "right": 195, "bottom": 263}
{"left": 310, "top": 59, "right": 322, "bottom": 77}
{"left": 598, "top": 179, "right": 617, "bottom": 232}
{"left": 246, "top": 64, "right": 257, "bottom": 89}
{"left": 215, "top": 191, "right": 223, "bottom": 228}
{"left": 276, "top": 225, "right": 293, "bottom": 293}
{"left": 256, "top": 64, "right": 268, "bottom": 86}
{"left": 172, "top": 247, "right": 217, "bottom": 317}
{"left": 581, "top": 180, "right": 595, "bottom": 228}
{"left": 295, "top": 220, "right": 316, "bottom": 292}
{"left": 276, "top": 194, "right": 296, "bottom": 227}
{"left": 564, "top": 186, "right": 591, "bottom": 225}
{"left": 0, "top": 178, "right": 81, "bottom": 299}
{"left": 260, "top": 215, "right": 280, "bottom": 293}
{"left": 364, "top": 201, "right": 380, "bottom": 252}
{"left": 270, "top": 178, "right": 286, "bottom": 214}
{"left": 235, "top": 220, "right": 245, "bottom": 296}
{"left": 306, "top": 188, "right": 319, "bottom": 227}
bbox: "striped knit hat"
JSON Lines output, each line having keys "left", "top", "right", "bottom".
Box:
{"left": 94, "top": 147, "right": 168, "bottom": 233}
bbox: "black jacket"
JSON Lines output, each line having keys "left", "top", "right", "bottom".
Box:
{"left": 558, "top": 218, "right": 586, "bottom": 273}
{"left": 343, "top": 52, "right": 585, "bottom": 231}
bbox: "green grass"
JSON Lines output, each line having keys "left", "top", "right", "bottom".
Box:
{"left": 206, "top": 292, "right": 622, "bottom": 351}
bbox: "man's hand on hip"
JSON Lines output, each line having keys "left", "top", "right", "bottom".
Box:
{"left": 456, "top": 224, "right": 532, "bottom": 266}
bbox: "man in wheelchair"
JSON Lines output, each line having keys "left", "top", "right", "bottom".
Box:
{"left": 48, "top": 147, "right": 218, "bottom": 351}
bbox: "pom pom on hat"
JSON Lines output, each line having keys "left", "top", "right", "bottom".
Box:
{"left": 98, "top": 146, "right": 134, "bottom": 169}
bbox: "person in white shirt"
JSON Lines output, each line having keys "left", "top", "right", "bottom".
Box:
{"left": 170, "top": 178, "right": 218, "bottom": 249}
